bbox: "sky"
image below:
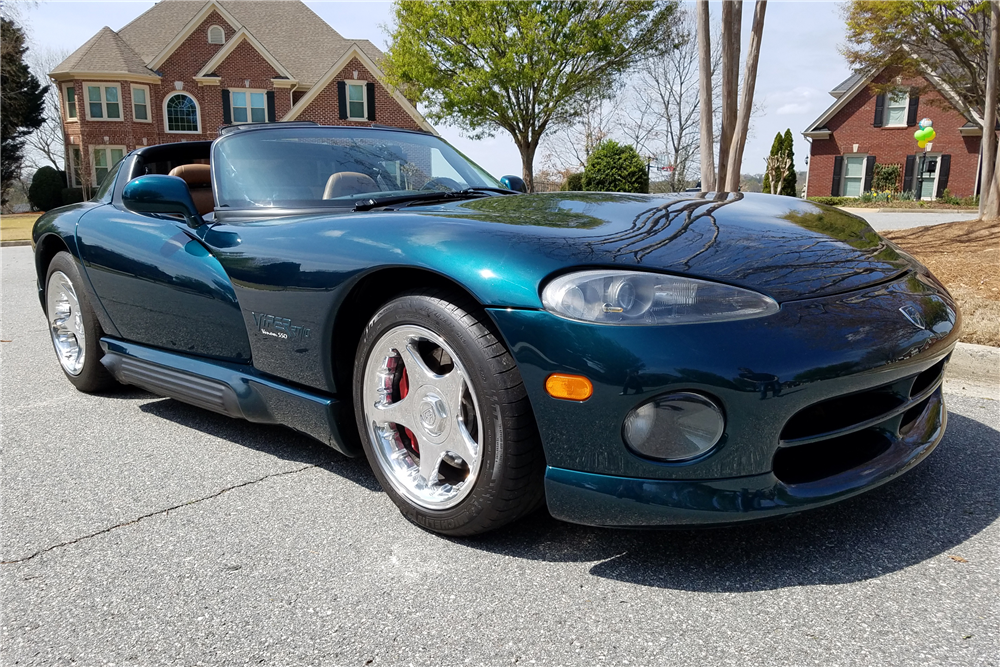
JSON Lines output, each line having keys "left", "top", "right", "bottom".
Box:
{"left": 16, "top": 0, "right": 853, "bottom": 181}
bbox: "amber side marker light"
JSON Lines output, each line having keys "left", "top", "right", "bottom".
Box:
{"left": 545, "top": 373, "right": 593, "bottom": 401}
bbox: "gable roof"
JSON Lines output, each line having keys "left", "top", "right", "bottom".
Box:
{"left": 195, "top": 27, "right": 294, "bottom": 80}
{"left": 283, "top": 43, "right": 438, "bottom": 136}
{"left": 803, "top": 63, "right": 983, "bottom": 137}
{"left": 52, "top": 0, "right": 388, "bottom": 88}
{"left": 50, "top": 26, "right": 157, "bottom": 80}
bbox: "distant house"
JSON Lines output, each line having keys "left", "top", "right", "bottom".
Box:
{"left": 50, "top": 0, "right": 435, "bottom": 190}
{"left": 803, "top": 66, "right": 990, "bottom": 199}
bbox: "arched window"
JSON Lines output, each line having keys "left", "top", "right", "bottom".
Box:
{"left": 208, "top": 25, "right": 225, "bottom": 44}
{"left": 165, "top": 93, "right": 200, "bottom": 132}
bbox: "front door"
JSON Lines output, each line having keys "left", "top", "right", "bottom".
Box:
{"left": 76, "top": 165, "right": 251, "bottom": 363}
{"left": 918, "top": 153, "right": 940, "bottom": 201}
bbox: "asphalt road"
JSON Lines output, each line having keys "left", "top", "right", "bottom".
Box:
{"left": 2, "top": 245, "right": 998, "bottom": 666}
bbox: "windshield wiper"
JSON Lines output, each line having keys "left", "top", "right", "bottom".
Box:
{"left": 352, "top": 187, "right": 516, "bottom": 212}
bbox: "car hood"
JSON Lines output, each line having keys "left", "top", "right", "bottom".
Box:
{"left": 417, "top": 191, "right": 912, "bottom": 303}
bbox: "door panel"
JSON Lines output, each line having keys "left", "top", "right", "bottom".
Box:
{"left": 76, "top": 205, "right": 252, "bottom": 362}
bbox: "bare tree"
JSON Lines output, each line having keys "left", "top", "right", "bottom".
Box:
{"left": 541, "top": 91, "right": 618, "bottom": 172}
{"left": 724, "top": 0, "right": 767, "bottom": 192}
{"left": 25, "top": 46, "right": 70, "bottom": 171}
{"left": 638, "top": 9, "right": 722, "bottom": 192}
{"left": 980, "top": 0, "right": 999, "bottom": 220}
{"left": 764, "top": 153, "right": 791, "bottom": 194}
{"left": 697, "top": 0, "right": 715, "bottom": 190}
{"left": 699, "top": 0, "right": 767, "bottom": 193}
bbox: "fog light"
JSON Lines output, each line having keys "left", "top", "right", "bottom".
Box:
{"left": 623, "top": 392, "right": 725, "bottom": 461}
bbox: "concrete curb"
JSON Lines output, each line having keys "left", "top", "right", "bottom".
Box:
{"left": 946, "top": 342, "right": 999, "bottom": 399}
{"left": 1, "top": 240, "right": 31, "bottom": 247}
{"left": 839, "top": 207, "right": 979, "bottom": 215}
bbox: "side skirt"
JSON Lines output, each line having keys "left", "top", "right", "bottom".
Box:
{"left": 100, "top": 338, "right": 360, "bottom": 457}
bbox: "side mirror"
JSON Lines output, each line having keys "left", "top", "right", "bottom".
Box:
{"left": 122, "top": 174, "right": 203, "bottom": 228}
{"left": 500, "top": 175, "right": 527, "bottom": 193}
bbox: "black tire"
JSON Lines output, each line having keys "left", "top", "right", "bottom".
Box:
{"left": 45, "top": 252, "right": 117, "bottom": 392}
{"left": 353, "top": 289, "right": 545, "bottom": 536}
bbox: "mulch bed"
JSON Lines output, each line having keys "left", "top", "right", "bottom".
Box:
{"left": 884, "top": 219, "right": 999, "bottom": 347}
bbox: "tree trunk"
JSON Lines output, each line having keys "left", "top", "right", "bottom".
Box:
{"left": 724, "top": 1, "right": 767, "bottom": 192}
{"left": 716, "top": 0, "right": 741, "bottom": 191}
{"left": 519, "top": 140, "right": 537, "bottom": 194}
{"left": 980, "top": 0, "right": 999, "bottom": 220}
{"left": 696, "top": 0, "right": 716, "bottom": 191}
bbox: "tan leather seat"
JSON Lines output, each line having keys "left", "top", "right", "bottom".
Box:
{"left": 168, "top": 163, "right": 214, "bottom": 215}
{"left": 323, "top": 171, "right": 378, "bottom": 199}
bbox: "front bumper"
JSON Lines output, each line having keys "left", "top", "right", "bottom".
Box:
{"left": 487, "top": 271, "right": 959, "bottom": 527}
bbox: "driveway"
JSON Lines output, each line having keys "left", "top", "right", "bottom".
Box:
{"left": 841, "top": 208, "right": 980, "bottom": 232}
{"left": 2, "top": 246, "right": 998, "bottom": 666}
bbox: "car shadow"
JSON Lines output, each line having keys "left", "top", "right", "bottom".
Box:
{"left": 137, "top": 397, "right": 380, "bottom": 492}
{"left": 132, "top": 394, "right": 997, "bottom": 592}
{"left": 461, "top": 411, "right": 999, "bottom": 592}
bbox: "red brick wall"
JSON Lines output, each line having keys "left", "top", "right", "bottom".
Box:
{"left": 60, "top": 20, "right": 427, "bottom": 187}
{"left": 807, "top": 70, "right": 982, "bottom": 197}
{"left": 292, "top": 57, "right": 421, "bottom": 130}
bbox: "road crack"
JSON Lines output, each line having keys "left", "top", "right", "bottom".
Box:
{"left": 1, "top": 464, "right": 318, "bottom": 566}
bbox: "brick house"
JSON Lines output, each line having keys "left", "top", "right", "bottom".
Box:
{"left": 50, "top": 0, "right": 435, "bottom": 190}
{"left": 803, "top": 66, "right": 990, "bottom": 199}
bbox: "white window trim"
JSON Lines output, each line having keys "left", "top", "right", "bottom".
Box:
{"left": 67, "top": 145, "right": 82, "bottom": 187}
{"left": 130, "top": 84, "right": 151, "bottom": 123}
{"left": 162, "top": 92, "right": 202, "bottom": 134}
{"left": 83, "top": 83, "right": 123, "bottom": 121}
{"left": 207, "top": 24, "right": 225, "bottom": 45}
{"left": 883, "top": 89, "right": 909, "bottom": 128}
{"left": 63, "top": 83, "right": 78, "bottom": 122}
{"left": 841, "top": 153, "right": 869, "bottom": 197}
{"left": 917, "top": 152, "right": 942, "bottom": 201}
{"left": 345, "top": 79, "right": 368, "bottom": 121}
{"left": 90, "top": 145, "right": 127, "bottom": 184}
{"left": 229, "top": 88, "right": 268, "bottom": 124}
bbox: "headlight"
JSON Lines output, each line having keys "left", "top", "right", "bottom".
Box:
{"left": 541, "top": 270, "right": 779, "bottom": 325}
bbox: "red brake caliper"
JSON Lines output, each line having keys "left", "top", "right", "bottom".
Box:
{"left": 398, "top": 367, "right": 419, "bottom": 454}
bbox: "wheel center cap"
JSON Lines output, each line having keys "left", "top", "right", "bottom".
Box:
{"left": 419, "top": 394, "right": 447, "bottom": 436}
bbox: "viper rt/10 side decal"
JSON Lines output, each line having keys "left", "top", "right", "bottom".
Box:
{"left": 251, "top": 312, "right": 311, "bottom": 341}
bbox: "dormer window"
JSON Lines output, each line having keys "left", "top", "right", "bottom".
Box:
{"left": 208, "top": 25, "right": 225, "bottom": 44}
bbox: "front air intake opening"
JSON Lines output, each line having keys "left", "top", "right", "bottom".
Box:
{"left": 773, "top": 429, "right": 891, "bottom": 485}
{"left": 911, "top": 358, "right": 947, "bottom": 398}
{"left": 780, "top": 386, "right": 904, "bottom": 442}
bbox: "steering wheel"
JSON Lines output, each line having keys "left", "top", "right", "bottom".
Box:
{"left": 420, "top": 177, "right": 463, "bottom": 192}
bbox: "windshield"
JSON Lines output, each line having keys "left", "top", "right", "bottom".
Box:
{"left": 212, "top": 127, "right": 501, "bottom": 209}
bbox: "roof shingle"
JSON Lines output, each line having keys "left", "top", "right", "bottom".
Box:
{"left": 51, "top": 26, "right": 155, "bottom": 77}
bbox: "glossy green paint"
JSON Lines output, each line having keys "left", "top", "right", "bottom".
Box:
{"left": 28, "top": 132, "right": 963, "bottom": 528}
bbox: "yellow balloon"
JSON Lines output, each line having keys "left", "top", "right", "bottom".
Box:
{"left": 918, "top": 140, "right": 927, "bottom": 148}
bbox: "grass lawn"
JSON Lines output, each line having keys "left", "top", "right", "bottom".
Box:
{"left": 1, "top": 213, "right": 40, "bottom": 243}
{"left": 885, "top": 218, "right": 999, "bottom": 347}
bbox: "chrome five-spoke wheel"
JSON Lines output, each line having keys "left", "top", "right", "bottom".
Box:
{"left": 46, "top": 270, "right": 86, "bottom": 376}
{"left": 361, "top": 324, "right": 483, "bottom": 509}
{"left": 353, "top": 290, "right": 545, "bottom": 535}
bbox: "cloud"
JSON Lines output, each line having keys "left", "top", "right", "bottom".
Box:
{"left": 766, "top": 87, "right": 826, "bottom": 117}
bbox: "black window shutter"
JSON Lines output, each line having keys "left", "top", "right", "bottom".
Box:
{"left": 936, "top": 154, "right": 951, "bottom": 197}
{"left": 863, "top": 156, "right": 876, "bottom": 192}
{"left": 337, "top": 81, "right": 347, "bottom": 120}
{"left": 266, "top": 91, "right": 276, "bottom": 122}
{"left": 873, "top": 94, "right": 885, "bottom": 127}
{"left": 831, "top": 155, "right": 844, "bottom": 196}
{"left": 366, "top": 82, "right": 376, "bottom": 121}
{"left": 903, "top": 154, "right": 916, "bottom": 193}
{"left": 906, "top": 95, "right": 919, "bottom": 127}
{"left": 221, "top": 88, "right": 231, "bottom": 124}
